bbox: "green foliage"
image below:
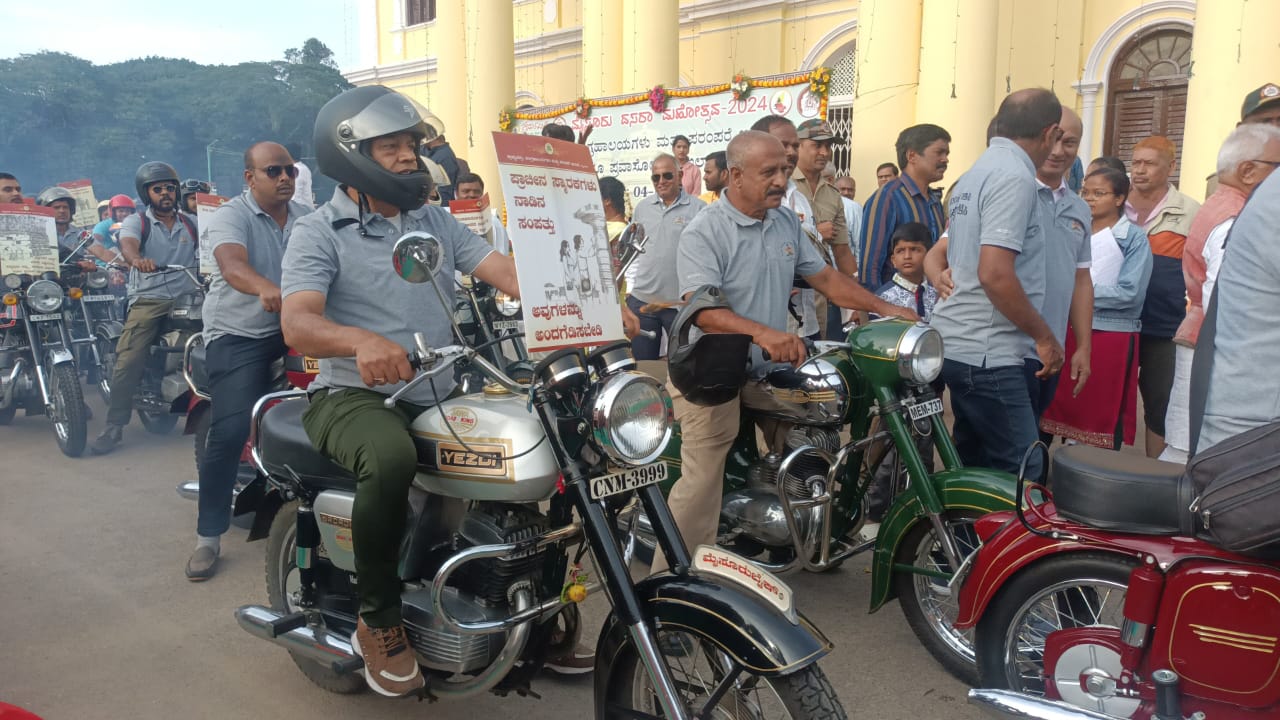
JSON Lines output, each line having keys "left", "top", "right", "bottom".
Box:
{"left": 0, "top": 40, "right": 351, "bottom": 204}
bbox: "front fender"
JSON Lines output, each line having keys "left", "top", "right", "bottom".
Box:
{"left": 593, "top": 572, "right": 832, "bottom": 709}
{"left": 869, "top": 467, "right": 1018, "bottom": 611}
{"left": 45, "top": 348, "right": 75, "bottom": 369}
{"left": 94, "top": 320, "right": 123, "bottom": 342}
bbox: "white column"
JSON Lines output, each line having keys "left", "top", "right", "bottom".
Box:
{"left": 1073, "top": 80, "right": 1103, "bottom": 163}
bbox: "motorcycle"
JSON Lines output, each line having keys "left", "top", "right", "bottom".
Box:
{"left": 0, "top": 272, "right": 89, "bottom": 456}
{"left": 98, "top": 265, "right": 204, "bottom": 434}
{"left": 62, "top": 265, "right": 125, "bottom": 401}
{"left": 623, "top": 318, "right": 1018, "bottom": 684}
{"left": 451, "top": 275, "right": 533, "bottom": 392}
{"left": 234, "top": 232, "right": 848, "bottom": 718}
{"left": 956, "top": 443, "right": 1280, "bottom": 719}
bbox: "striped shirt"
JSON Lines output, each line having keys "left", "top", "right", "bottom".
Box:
{"left": 858, "top": 173, "right": 945, "bottom": 289}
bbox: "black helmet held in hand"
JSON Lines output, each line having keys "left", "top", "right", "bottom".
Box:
{"left": 313, "top": 85, "right": 444, "bottom": 212}
{"left": 134, "top": 161, "right": 180, "bottom": 206}
{"left": 667, "top": 285, "right": 753, "bottom": 407}
{"left": 36, "top": 186, "right": 77, "bottom": 216}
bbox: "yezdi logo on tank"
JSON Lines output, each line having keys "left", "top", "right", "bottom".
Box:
{"left": 436, "top": 441, "right": 507, "bottom": 477}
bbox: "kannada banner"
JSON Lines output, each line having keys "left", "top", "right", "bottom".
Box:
{"left": 194, "top": 193, "right": 230, "bottom": 276}
{"left": 0, "top": 203, "right": 60, "bottom": 277}
{"left": 58, "top": 178, "right": 100, "bottom": 230}
{"left": 493, "top": 132, "right": 624, "bottom": 352}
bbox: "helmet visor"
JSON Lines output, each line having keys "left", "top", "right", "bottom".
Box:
{"left": 340, "top": 92, "right": 443, "bottom": 145}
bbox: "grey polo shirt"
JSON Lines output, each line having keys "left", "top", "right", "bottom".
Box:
{"left": 281, "top": 187, "right": 495, "bottom": 405}
{"left": 628, "top": 190, "right": 706, "bottom": 304}
{"left": 202, "top": 191, "right": 312, "bottom": 344}
{"left": 1035, "top": 180, "right": 1092, "bottom": 352}
{"left": 118, "top": 208, "right": 200, "bottom": 301}
{"left": 678, "top": 193, "right": 827, "bottom": 374}
{"left": 930, "top": 137, "right": 1046, "bottom": 368}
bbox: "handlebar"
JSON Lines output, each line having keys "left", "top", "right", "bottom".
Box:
{"left": 759, "top": 338, "right": 851, "bottom": 364}
{"left": 382, "top": 332, "right": 528, "bottom": 408}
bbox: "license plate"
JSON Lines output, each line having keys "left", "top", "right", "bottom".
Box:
{"left": 29, "top": 313, "right": 64, "bottom": 322}
{"left": 83, "top": 295, "right": 116, "bottom": 302}
{"left": 693, "top": 545, "right": 796, "bottom": 619}
{"left": 906, "top": 397, "right": 944, "bottom": 421}
{"left": 492, "top": 320, "right": 521, "bottom": 331}
{"left": 589, "top": 462, "right": 667, "bottom": 500}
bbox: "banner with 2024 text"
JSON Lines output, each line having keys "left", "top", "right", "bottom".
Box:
{"left": 493, "top": 132, "right": 624, "bottom": 353}
{"left": 515, "top": 79, "right": 822, "bottom": 201}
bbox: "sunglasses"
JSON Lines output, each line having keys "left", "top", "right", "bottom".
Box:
{"left": 150, "top": 183, "right": 178, "bottom": 194}
{"left": 261, "top": 164, "right": 299, "bottom": 179}
{"left": 651, "top": 172, "right": 676, "bottom": 182}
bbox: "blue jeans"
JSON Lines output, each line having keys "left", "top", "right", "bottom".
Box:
{"left": 626, "top": 294, "right": 677, "bottom": 360}
{"left": 941, "top": 358, "right": 1045, "bottom": 481}
{"left": 196, "top": 333, "right": 287, "bottom": 537}
{"left": 826, "top": 302, "right": 845, "bottom": 340}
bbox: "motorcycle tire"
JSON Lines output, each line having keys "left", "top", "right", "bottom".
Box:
{"left": 974, "top": 552, "right": 1134, "bottom": 694}
{"left": 49, "top": 363, "right": 88, "bottom": 457}
{"left": 0, "top": 404, "right": 14, "bottom": 425}
{"left": 95, "top": 336, "right": 116, "bottom": 405}
{"left": 265, "top": 500, "right": 365, "bottom": 695}
{"left": 894, "top": 509, "right": 984, "bottom": 686}
{"left": 599, "top": 623, "right": 846, "bottom": 720}
{"left": 139, "top": 411, "right": 178, "bottom": 435}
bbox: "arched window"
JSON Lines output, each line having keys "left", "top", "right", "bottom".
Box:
{"left": 1104, "top": 27, "right": 1193, "bottom": 185}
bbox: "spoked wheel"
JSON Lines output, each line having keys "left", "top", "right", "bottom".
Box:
{"left": 894, "top": 510, "right": 983, "bottom": 685}
{"left": 95, "top": 336, "right": 116, "bottom": 405}
{"left": 264, "top": 500, "right": 364, "bottom": 694}
{"left": 601, "top": 626, "right": 845, "bottom": 719}
{"left": 49, "top": 363, "right": 88, "bottom": 457}
{"left": 975, "top": 553, "right": 1134, "bottom": 695}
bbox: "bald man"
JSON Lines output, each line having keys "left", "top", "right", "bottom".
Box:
{"left": 188, "top": 141, "right": 313, "bottom": 580}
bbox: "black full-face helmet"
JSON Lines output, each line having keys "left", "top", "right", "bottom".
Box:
{"left": 134, "top": 161, "right": 180, "bottom": 206}
{"left": 36, "top": 186, "right": 77, "bottom": 216}
{"left": 667, "top": 285, "right": 753, "bottom": 407}
{"left": 313, "top": 85, "right": 444, "bottom": 212}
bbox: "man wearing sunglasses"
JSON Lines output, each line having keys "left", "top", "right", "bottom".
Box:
{"left": 186, "top": 142, "right": 312, "bottom": 580}
{"left": 93, "top": 161, "right": 199, "bottom": 454}
{"left": 626, "top": 153, "right": 707, "bottom": 359}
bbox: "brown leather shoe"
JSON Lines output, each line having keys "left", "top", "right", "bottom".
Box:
{"left": 351, "top": 618, "right": 424, "bottom": 697}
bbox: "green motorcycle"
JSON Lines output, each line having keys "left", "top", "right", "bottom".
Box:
{"left": 623, "top": 318, "right": 1017, "bottom": 684}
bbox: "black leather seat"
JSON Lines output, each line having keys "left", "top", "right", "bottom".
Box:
{"left": 257, "top": 398, "right": 357, "bottom": 492}
{"left": 1050, "top": 445, "right": 1192, "bottom": 535}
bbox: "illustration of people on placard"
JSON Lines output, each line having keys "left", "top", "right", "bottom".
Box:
{"left": 571, "top": 203, "right": 615, "bottom": 303}
{"left": 557, "top": 239, "right": 578, "bottom": 303}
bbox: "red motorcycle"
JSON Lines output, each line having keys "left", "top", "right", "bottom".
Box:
{"left": 956, "top": 444, "right": 1280, "bottom": 720}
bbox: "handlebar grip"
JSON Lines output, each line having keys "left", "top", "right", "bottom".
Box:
{"left": 760, "top": 349, "right": 771, "bottom": 362}
{"left": 407, "top": 352, "right": 423, "bottom": 371}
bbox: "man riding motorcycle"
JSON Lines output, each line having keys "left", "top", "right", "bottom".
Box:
{"left": 653, "top": 130, "right": 918, "bottom": 574}
{"left": 181, "top": 179, "right": 211, "bottom": 215}
{"left": 278, "top": 85, "right": 524, "bottom": 696}
{"left": 92, "top": 161, "right": 199, "bottom": 454}
{"left": 36, "top": 186, "right": 97, "bottom": 272}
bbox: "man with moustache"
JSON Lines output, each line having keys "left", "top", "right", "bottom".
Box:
{"left": 0, "top": 173, "right": 24, "bottom": 203}
{"left": 186, "top": 142, "right": 312, "bottom": 580}
{"left": 36, "top": 186, "right": 97, "bottom": 271}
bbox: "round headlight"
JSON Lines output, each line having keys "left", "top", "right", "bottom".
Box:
{"left": 25, "top": 280, "right": 64, "bottom": 314}
{"left": 896, "top": 324, "right": 944, "bottom": 386}
{"left": 86, "top": 270, "right": 109, "bottom": 289}
{"left": 494, "top": 291, "right": 521, "bottom": 317}
{"left": 590, "top": 372, "right": 672, "bottom": 467}
{"left": 3, "top": 274, "right": 21, "bottom": 290}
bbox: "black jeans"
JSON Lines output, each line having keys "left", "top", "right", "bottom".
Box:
{"left": 942, "top": 358, "right": 1046, "bottom": 481}
{"left": 196, "top": 333, "right": 287, "bottom": 537}
{"left": 626, "top": 294, "right": 678, "bottom": 360}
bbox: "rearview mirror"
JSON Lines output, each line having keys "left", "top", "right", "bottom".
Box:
{"left": 392, "top": 232, "right": 444, "bottom": 284}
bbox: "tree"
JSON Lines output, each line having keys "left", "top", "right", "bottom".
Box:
{"left": 284, "top": 38, "right": 338, "bottom": 70}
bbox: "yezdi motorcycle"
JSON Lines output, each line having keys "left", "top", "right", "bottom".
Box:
{"left": 451, "top": 275, "right": 532, "bottom": 392}
{"left": 99, "top": 265, "right": 204, "bottom": 434}
{"left": 959, "top": 444, "right": 1280, "bottom": 720}
{"left": 235, "top": 233, "right": 848, "bottom": 719}
{"left": 624, "top": 319, "right": 1017, "bottom": 684}
{"left": 0, "top": 272, "right": 88, "bottom": 456}
{"left": 62, "top": 266, "right": 125, "bottom": 401}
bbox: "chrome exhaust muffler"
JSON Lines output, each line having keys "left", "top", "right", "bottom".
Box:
{"left": 235, "top": 605, "right": 362, "bottom": 675}
{"left": 968, "top": 689, "right": 1116, "bottom": 720}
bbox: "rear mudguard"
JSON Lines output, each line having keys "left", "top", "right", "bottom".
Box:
{"left": 183, "top": 397, "right": 209, "bottom": 435}
{"left": 593, "top": 571, "right": 832, "bottom": 712}
{"left": 244, "top": 483, "right": 285, "bottom": 542}
{"left": 869, "top": 467, "right": 1018, "bottom": 611}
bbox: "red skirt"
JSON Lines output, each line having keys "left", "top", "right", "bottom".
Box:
{"left": 1041, "top": 328, "right": 1140, "bottom": 449}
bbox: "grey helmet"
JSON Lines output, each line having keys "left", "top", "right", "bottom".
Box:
{"left": 134, "top": 161, "right": 180, "bottom": 206}
{"left": 313, "top": 85, "right": 443, "bottom": 211}
{"left": 36, "top": 186, "right": 77, "bottom": 216}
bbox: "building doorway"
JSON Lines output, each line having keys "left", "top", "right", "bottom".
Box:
{"left": 1103, "top": 27, "right": 1193, "bottom": 186}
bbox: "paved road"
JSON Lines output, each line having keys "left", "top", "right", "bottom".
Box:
{"left": 0, "top": 393, "right": 985, "bottom": 720}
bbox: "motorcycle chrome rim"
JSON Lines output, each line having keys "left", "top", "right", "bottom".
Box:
{"left": 49, "top": 371, "right": 70, "bottom": 443}
{"left": 277, "top": 524, "right": 304, "bottom": 613}
{"left": 909, "top": 515, "right": 981, "bottom": 662}
{"left": 1000, "top": 577, "right": 1128, "bottom": 695}
{"left": 628, "top": 629, "right": 795, "bottom": 719}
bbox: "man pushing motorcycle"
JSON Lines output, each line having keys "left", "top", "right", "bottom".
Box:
{"left": 653, "top": 129, "right": 918, "bottom": 574}
{"left": 278, "top": 86, "right": 532, "bottom": 697}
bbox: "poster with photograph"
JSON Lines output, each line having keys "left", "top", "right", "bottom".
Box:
{"left": 0, "top": 203, "right": 60, "bottom": 277}
{"left": 194, "top": 192, "right": 230, "bottom": 276}
{"left": 58, "top": 178, "right": 101, "bottom": 230}
{"left": 493, "top": 132, "right": 624, "bottom": 352}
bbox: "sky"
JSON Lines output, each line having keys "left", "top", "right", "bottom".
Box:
{"left": 1, "top": 0, "right": 368, "bottom": 71}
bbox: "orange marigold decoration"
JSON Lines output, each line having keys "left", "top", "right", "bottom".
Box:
{"left": 574, "top": 97, "right": 591, "bottom": 119}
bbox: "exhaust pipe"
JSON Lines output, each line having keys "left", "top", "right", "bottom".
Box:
{"left": 235, "top": 605, "right": 363, "bottom": 675}
{"left": 0, "top": 358, "right": 25, "bottom": 409}
{"left": 968, "top": 690, "right": 1116, "bottom": 720}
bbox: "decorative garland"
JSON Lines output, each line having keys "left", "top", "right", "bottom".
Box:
{"left": 574, "top": 97, "right": 591, "bottom": 119}
{"left": 648, "top": 85, "right": 668, "bottom": 113}
{"left": 497, "top": 107, "right": 515, "bottom": 132}
{"left": 731, "top": 73, "right": 752, "bottom": 101}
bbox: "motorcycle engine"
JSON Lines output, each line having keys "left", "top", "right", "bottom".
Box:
{"left": 724, "top": 430, "right": 838, "bottom": 549}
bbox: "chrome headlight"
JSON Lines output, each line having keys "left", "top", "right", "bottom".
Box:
{"left": 494, "top": 291, "right": 521, "bottom": 317}
{"left": 896, "top": 324, "right": 944, "bottom": 386}
{"left": 3, "top": 274, "right": 21, "bottom": 290}
{"left": 86, "top": 270, "right": 109, "bottom": 289}
{"left": 26, "top": 280, "right": 64, "bottom": 313}
{"left": 590, "top": 372, "right": 672, "bottom": 467}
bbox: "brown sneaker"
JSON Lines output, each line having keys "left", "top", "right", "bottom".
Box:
{"left": 350, "top": 618, "right": 424, "bottom": 697}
